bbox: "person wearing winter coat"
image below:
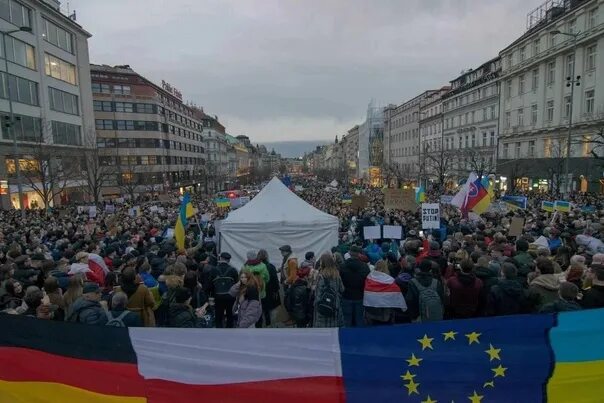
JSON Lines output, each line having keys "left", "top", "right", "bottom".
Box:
{"left": 229, "top": 269, "right": 262, "bottom": 328}
{"left": 313, "top": 253, "right": 344, "bottom": 328}
{"left": 340, "top": 245, "right": 370, "bottom": 327}
{"left": 242, "top": 251, "right": 270, "bottom": 299}
{"left": 540, "top": 282, "right": 582, "bottom": 313}
{"left": 423, "top": 241, "right": 448, "bottom": 278}
{"left": 66, "top": 283, "right": 108, "bottom": 325}
{"left": 486, "top": 263, "right": 530, "bottom": 316}
{"left": 167, "top": 287, "right": 201, "bottom": 328}
{"left": 513, "top": 239, "right": 534, "bottom": 284}
{"left": 109, "top": 292, "right": 143, "bottom": 327}
{"left": 446, "top": 259, "right": 484, "bottom": 319}
{"left": 211, "top": 253, "right": 238, "bottom": 328}
{"left": 581, "top": 264, "right": 604, "bottom": 309}
{"left": 258, "top": 249, "right": 281, "bottom": 327}
{"left": 528, "top": 258, "right": 560, "bottom": 311}
{"left": 279, "top": 245, "right": 298, "bottom": 286}
{"left": 363, "top": 260, "right": 407, "bottom": 325}
{"left": 285, "top": 266, "right": 311, "bottom": 328}
{"left": 117, "top": 268, "right": 156, "bottom": 327}
{"left": 405, "top": 260, "right": 445, "bottom": 321}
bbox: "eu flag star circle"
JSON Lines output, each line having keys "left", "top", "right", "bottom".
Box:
{"left": 401, "top": 330, "right": 507, "bottom": 401}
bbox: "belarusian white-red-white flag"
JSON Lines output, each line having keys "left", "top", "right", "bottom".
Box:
{"left": 363, "top": 271, "right": 407, "bottom": 310}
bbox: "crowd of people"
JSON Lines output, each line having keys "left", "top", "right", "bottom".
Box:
{"left": 1, "top": 179, "right": 604, "bottom": 330}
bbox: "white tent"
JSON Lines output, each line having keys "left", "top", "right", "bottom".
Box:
{"left": 219, "top": 177, "right": 339, "bottom": 270}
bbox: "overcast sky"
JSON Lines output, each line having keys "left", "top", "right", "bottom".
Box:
{"left": 70, "top": 0, "right": 543, "bottom": 142}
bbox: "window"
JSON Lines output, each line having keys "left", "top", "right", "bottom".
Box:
{"left": 531, "top": 104, "right": 538, "bottom": 125}
{"left": 92, "top": 82, "right": 110, "bottom": 93}
{"left": 544, "top": 138, "right": 552, "bottom": 157}
{"left": 519, "top": 74, "right": 525, "bottom": 95}
{"left": 505, "top": 111, "right": 511, "bottom": 128}
{"left": 471, "top": 134, "right": 476, "bottom": 147}
{"left": 588, "top": 8, "right": 598, "bottom": 29}
{"left": 1, "top": 35, "right": 36, "bottom": 69}
{"left": 116, "top": 120, "right": 134, "bottom": 130}
{"left": 503, "top": 143, "right": 509, "bottom": 159}
{"left": 531, "top": 68, "right": 539, "bottom": 91}
{"left": 546, "top": 100, "right": 554, "bottom": 122}
{"left": 586, "top": 44, "right": 597, "bottom": 71}
{"left": 566, "top": 54, "right": 575, "bottom": 77}
{"left": 564, "top": 95, "right": 572, "bottom": 118}
{"left": 547, "top": 61, "right": 556, "bottom": 85}
{"left": 533, "top": 38, "right": 540, "bottom": 56}
{"left": 0, "top": 72, "right": 38, "bottom": 105}
{"left": 49, "top": 87, "right": 78, "bottom": 115}
{"left": 505, "top": 55, "right": 512, "bottom": 69}
{"left": 135, "top": 103, "right": 155, "bottom": 114}
{"left": 519, "top": 46, "right": 526, "bottom": 61}
{"left": 0, "top": 0, "right": 31, "bottom": 28}
{"left": 93, "top": 100, "right": 112, "bottom": 112}
{"left": 490, "top": 105, "right": 496, "bottom": 120}
{"left": 0, "top": 113, "right": 40, "bottom": 142}
{"left": 583, "top": 136, "right": 592, "bottom": 157}
{"left": 482, "top": 133, "right": 487, "bottom": 147}
{"left": 549, "top": 33, "right": 557, "bottom": 48}
{"left": 517, "top": 108, "right": 524, "bottom": 126}
{"left": 490, "top": 131, "right": 495, "bottom": 146}
{"left": 585, "top": 89, "right": 595, "bottom": 114}
{"left": 568, "top": 18, "right": 577, "bottom": 34}
{"left": 95, "top": 119, "right": 113, "bottom": 130}
{"left": 515, "top": 142, "right": 521, "bottom": 158}
{"left": 51, "top": 121, "right": 81, "bottom": 146}
{"left": 42, "top": 18, "right": 73, "bottom": 54}
{"left": 44, "top": 53, "right": 76, "bottom": 84}
{"left": 528, "top": 140, "right": 535, "bottom": 157}
{"left": 465, "top": 135, "right": 469, "bottom": 148}
{"left": 482, "top": 107, "right": 487, "bottom": 121}
{"left": 113, "top": 85, "right": 131, "bottom": 95}
{"left": 115, "top": 102, "right": 133, "bottom": 112}
{"left": 506, "top": 79, "right": 512, "bottom": 99}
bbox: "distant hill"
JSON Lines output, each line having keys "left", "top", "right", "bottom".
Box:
{"left": 258, "top": 140, "right": 330, "bottom": 158}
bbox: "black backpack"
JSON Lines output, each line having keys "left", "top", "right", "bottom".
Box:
{"left": 105, "top": 311, "right": 129, "bottom": 327}
{"left": 316, "top": 277, "right": 338, "bottom": 318}
{"left": 213, "top": 266, "right": 235, "bottom": 296}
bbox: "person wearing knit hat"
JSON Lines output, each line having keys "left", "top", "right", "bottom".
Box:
{"left": 539, "top": 282, "right": 582, "bottom": 313}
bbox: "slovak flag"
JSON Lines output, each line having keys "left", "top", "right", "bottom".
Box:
{"left": 465, "top": 177, "right": 491, "bottom": 214}
{"left": 363, "top": 270, "right": 407, "bottom": 310}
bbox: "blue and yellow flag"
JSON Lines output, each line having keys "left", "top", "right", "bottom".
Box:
{"left": 542, "top": 201, "right": 555, "bottom": 212}
{"left": 415, "top": 186, "right": 426, "bottom": 203}
{"left": 175, "top": 193, "right": 195, "bottom": 250}
{"left": 501, "top": 195, "right": 527, "bottom": 210}
{"left": 341, "top": 195, "right": 352, "bottom": 204}
{"left": 554, "top": 200, "right": 571, "bottom": 212}
{"left": 214, "top": 197, "right": 231, "bottom": 208}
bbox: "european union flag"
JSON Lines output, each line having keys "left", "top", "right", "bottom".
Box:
{"left": 340, "top": 314, "right": 555, "bottom": 403}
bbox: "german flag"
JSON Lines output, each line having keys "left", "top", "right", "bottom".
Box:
{"left": 0, "top": 314, "right": 146, "bottom": 403}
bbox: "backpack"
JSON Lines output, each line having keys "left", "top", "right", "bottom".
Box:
{"left": 316, "top": 278, "right": 338, "bottom": 318}
{"left": 412, "top": 278, "right": 443, "bottom": 322}
{"left": 213, "top": 266, "right": 235, "bottom": 296}
{"left": 105, "top": 311, "right": 129, "bottom": 327}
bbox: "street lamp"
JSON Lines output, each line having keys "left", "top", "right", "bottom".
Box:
{"left": 551, "top": 29, "right": 581, "bottom": 195}
{"left": 2, "top": 26, "right": 31, "bottom": 218}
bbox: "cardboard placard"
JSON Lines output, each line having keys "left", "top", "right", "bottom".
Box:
{"left": 440, "top": 195, "right": 454, "bottom": 205}
{"left": 508, "top": 217, "right": 525, "bottom": 237}
{"left": 105, "top": 205, "right": 115, "bottom": 214}
{"left": 351, "top": 195, "right": 367, "bottom": 209}
{"left": 383, "top": 189, "right": 416, "bottom": 211}
{"left": 88, "top": 206, "right": 97, "bottom": 218}
{"left": 363, "top": 225, "right": 381, "bottom": 240}
{"left": 383, "top": 225, "right": 403, "bottom": 239}
{"left": 150, "top": 205, "right": 158, "bottom": 212}
{"left": 421, "top": 203, "right": 440, "bottom": 229}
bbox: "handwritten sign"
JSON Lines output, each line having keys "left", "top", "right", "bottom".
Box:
{"left": 383, "top": 189, "right": 416, "bottom": 211}
{"left": 421, "top": 203, "right": 440, "bottom": 229}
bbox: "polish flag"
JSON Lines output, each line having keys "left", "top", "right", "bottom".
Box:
{"left": 86, "top": 254, "right": 108, "bottom": 285}
{"left": 363, "top": 271, "right": 407, "bottom": 310}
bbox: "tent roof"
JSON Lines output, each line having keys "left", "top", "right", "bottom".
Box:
{"left": 222, "top": 177, "right": 338, "bottom": 225}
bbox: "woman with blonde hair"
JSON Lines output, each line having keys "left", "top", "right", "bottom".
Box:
{"left": 229, "top": 268, "right": 262, "bottom": 328}
{"left": 62, "top": 276, "right": 83, "bottom": 317}
{"left": 313, "top": 253, "right": 344, "bottom": 328}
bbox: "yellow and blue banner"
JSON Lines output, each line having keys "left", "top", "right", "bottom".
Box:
{"left": 214, "top": 197, "right": 231, "bottom": 208}
{"left": 554, "top": 200, "right": 571, "bottom": 212}
{"left": 501, "top": 195, "right": 528, "bottom": 210}
{"left": 341, "top": 195, "right": 352, "bottom": 204}
{"left": 542, "top": 201, "right": 555, "bottom": 212}
{"left": 415, "top": 186, "right": 426, "bottom": 203}
{"left": 175, "top": 193, "right": 195, "bottom": 250}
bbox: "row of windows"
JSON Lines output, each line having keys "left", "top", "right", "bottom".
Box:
{"left": 93, "top": 100, "right": 156, "bottom": 114}
{"left": 95, "top": 119, "right": 159, "bottom": 131}
{"left": 0, "top": 71, "right": 38, "bottom": 106}
{"left": 100, "top": 155, "right": 204, "bottom": 167}
{"left": 443, "top": 84, "right": 498, "bottom": 112}
{"left": 51, "top": 120, "right": 81, "bottom": 146}
{"left": 42, "top": 17, "right": 74, "bottom": 54}
{"left": 504, "top": 89, "right": 596, "bottom": 128}
{"left": 390, "top": 145, "right": 419, "bottom": 158}
{"left": 117, "top": 170, "right": 201, "bottom": 186}
{"left": 92, "top": 82, "right": 131, "bottom": 95}
{"left": 96, "top": 137, "right": 204, "bottom": 153}
{"left": 0, "top": 112, "right": 41, "bottom": 142}
{"left": 444, "top": 105, "right": 498, "bottom": 129}
{"left": 49, "top": 87, "right": 79, "bottom": 115}
{"left": 0, "top": 0, "right": 32, "bottom": 29}
{"left": 388, "top": 112, "right": 419, "bottom": 129}
{"left": 501, "top": 137, "right": 592, "bottom": 159}
{"left": 389, "top": 128, "right": 419, "bottom": 144}
{"left": 0, "top": 34, "right": 36, "bottom": 69}
{"left": 506, "top": 7, "right": 599, "bottom": 69}
{"left": 444, "top": 132, "right": 496, "bottom": 150}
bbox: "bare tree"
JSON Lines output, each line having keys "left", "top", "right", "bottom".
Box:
{"left": 465, "top": 149, "right": 496, "bottom": 180}
{"left": 117, "top": 153, "right": 140, "bottom": 202}
{"left": 381, "top": 162, "right": 413, "bottom": 188}
{"left": 424, "top": 148, "right": 457, "bottom": 191}
{"left": 543, "top": 138, "right": 567, "bottom": 195}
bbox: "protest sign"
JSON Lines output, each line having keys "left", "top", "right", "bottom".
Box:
{"left": 150, "top": 206, "right": 158, "bottom": 212}
{"left": 239, "top": 196, "right": 250, "bottom": 205}
{"left": 508, "top": 217, "right": 525, "bottom": 237}
{"left": 440, "top": 195, "right": 454, "bottom": 205}
{"left": 88, "top": 206, "right": 97, "bottom": 218}
{"left": 363, "top": 225, "right": 381, "bottom": 240}
{"left": 383, "top": 189, "right": 416, "bottom": 211}
{"left": 383, "top": 225, "right": 403, "bottom": 239}
{"left": 105, "top": 205, "right": 115, "bottom": 214}
{"left": 351, "top": 195, "right": 367, "bottom": 209}
{"left": 421, "top": 203, "right": 440, "bottom": 229}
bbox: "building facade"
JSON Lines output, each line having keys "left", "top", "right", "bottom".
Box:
{"left": 497, "top": 0, "right": 604, "bottom": 192}
{"left": 91, "top": 64, "right": 206, "bottom": 197}
{"left": 0, "top": 0, "right": 94, "bottom": 209}
{"left": 358, "top": 103, "right": 384, "bottom": 185}
{"left": 419, "top": 87, "right": 450, "bottom": 186}
{"left": 442, "top": 57, "right": 501, "bottom": 183}
{"left": 343, "top": 125, "right": 359, "bottom": 180}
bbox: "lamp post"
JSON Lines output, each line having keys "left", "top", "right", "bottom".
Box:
{"left": 551, "top": 29, "right": 581, "bottom": 195}
{"left": 2, "top": 26, "right": 31, "bottom": 219}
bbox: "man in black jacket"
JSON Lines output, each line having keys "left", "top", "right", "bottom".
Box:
{"left": 581, "top": 265, "right": 604, "bottom": 309}
{"left": 486, "top": 263, "right": 530, "bottom": 316}
{"left": 258, "top": 249, "right": 280, "bottom": 327}
{"left": 340, "top": 245, "right": 370, "bottom": 327}
{"left": 210, "top": 252, "right": 238, "bottom": 328}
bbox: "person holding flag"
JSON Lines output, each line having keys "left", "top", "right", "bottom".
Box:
{"left": 175, "top": 193, "right": 197, "bottom": 251}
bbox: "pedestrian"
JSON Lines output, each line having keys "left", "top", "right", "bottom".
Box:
{"left": 285, "top": 264, "right": 311, "bottom": 328}
{"left": 528, "top": 257, "right": 560, "bottom": 311}
{"left": 340, "top": 245, "right": 370, "bottom": 327}
{"left": 257, "top": 249, "right": 280, "bottom": 327}
{"left": 313, "top": 253, "right": 344, "bottom": 328}
{"left": 406, "top": 260, "right": 444, "bottom": 322}
{"left": 279, "top": 245, "right": 298, "bottom": 286}
{"left": 211, "top": 252, "right": 238, "bottom": 328}
{"left": 446, "top": 259, "right": 484, "bottom": 319}
{"left": 229, "top": 269, "right": 262, "bottom": 328}
{"left": 540, "top": 282, "right": 582, "bottom": 313}
{"left": 486, "top": 263, "right": 530, "bottom": 316}
{"left": 580, "top": 264, "right": 604, "bottom": 309}
{"left": 117, "top": 267, "right": 156, "bottom": 327}
{"left": 66, "top": 283, "right": 108, "bottom": 326}
{"left": 363, "top": 260, "right": 407, "bottom": 325}
{"left": 242, "top": 250, "right": 269, "bottom": 302}
{"left": 107, "top": 291, "right": 143, "bottom": 327}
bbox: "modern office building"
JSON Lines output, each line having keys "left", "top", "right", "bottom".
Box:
{"left": 91, "top": 64, "right": 205, "bottom": 198}
{"left": 0, "top": 0, "right": 94, "bottom": 209}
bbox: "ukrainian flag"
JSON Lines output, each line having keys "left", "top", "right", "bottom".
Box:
{"left": 542, "top": 201, "right": 555, "bottom": 212}
{"left": 341, "top": 195, "right": 352, "bottom": 204}
{"left": 215, "top": 197, "right": 231, "bottom": 208}
{"left": 554, "top": 200, "right": 571, "bottom": 212}
{"left": 415, "top": 186, "right": 426, "bottom": 203}
{"left": 175, "top": 193, "right": 195, "bottom": 250}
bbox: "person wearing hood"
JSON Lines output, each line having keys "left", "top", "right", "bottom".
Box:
{"left": 117, "top": 267, "right": 156, "bottom": 327}
{"left": 486, "top": 263, "right": 530, "bottom": 316}
{"left": 581, "top": 264, "right": 604, "bottom": 309}
{"left": 242, "top": 250, "right": 270, "bottom": 301}
{"left": 539, "top": 282, "right": 582, "bottom": 313}
{"left": 445, "top": 259, "right": 484, "bottom": 319}
{"left": 66, "top": 283, "right": 108, "bottom": 325}
{"left": 528, "top": 257, "right": 560, "bottom": 311}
